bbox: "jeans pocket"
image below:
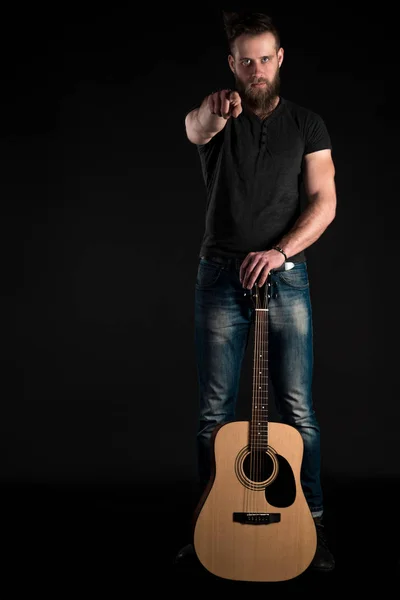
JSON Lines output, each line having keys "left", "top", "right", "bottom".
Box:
{"left": 277, "top": 263, "right": 309, "bottom": 290}
{"left": 196, "top": 259, "right": 223, "bottom": 289}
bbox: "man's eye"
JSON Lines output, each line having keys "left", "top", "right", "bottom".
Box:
{"left": 241, "top": 57, "right": 269, "bottom": 66}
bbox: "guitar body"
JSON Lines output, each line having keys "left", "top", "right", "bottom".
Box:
{"left": 193, "top": 420, "right": 317, "bottom": 582}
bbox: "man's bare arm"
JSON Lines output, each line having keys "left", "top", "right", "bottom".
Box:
{"left": 275, "top": 149, "right": 337, "bottom": 259}
{"left": 185, "top": 90, "right": 242, "bottom": 145}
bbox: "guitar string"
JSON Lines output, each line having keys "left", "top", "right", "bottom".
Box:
{"left": 266, "top": 280, "right": 269, "bottom": 468}
{"left": 257, "top": 282, "right": 268, "bottom": 516}
{"left": 257, "top": 284, "right": 261, "bottom": 510}
{"left": 259, "top": 284, "right": 265, "bottom": 511}
{"left": 250, "top": 283, "right": 258, "bottom": 515}
{"left": 264, "top": 282, "right": 269, "bottom": 502}
{"left": 254, "top": 284, "right": 259, "bottom": 515}
{"left": 255, "top": 283, "right": 262, "bottom": 514}
{"left": 257, "top": 284, "right": 264, "bottom": 514}
{"left": 264, "top": 281, "right": 269, "bottom": 509}
{"left": 249, "top": 284, "right": 257, "bottom": 515}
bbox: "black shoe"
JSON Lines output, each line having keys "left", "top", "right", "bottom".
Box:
{"left": 309, "top": 517, "right": 335, "bottom": 572}
{"left": 174, "top": 543, "right": 195, "bottom": 565}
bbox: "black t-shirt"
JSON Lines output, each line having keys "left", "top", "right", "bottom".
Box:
{"left": 194, "top": 96, "right": 332, "bottom": 262}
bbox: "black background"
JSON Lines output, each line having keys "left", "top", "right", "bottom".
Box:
{"left": 3, "top": 4, "right": 398, "bottom": 593}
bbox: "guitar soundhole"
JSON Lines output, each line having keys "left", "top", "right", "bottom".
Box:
{"left": 235, "top": 446, "right": 278, "bottom": 490}
{"left": 242, "top": 451, "right": 274, "bottom": 483}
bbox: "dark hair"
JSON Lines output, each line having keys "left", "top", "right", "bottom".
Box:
{"left": 222, "top": 11, "right": 281, "bottom": 53}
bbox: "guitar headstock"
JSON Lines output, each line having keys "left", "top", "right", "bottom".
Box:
{"left": 250, "top": 280, "right": 269, "bottom": 311}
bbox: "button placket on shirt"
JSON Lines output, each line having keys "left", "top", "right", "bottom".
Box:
{"left": 260, "top": 121, "right": 267, "bottom": 148}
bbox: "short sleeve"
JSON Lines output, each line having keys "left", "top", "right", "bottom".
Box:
{"left": 304, "top": 113, "right": 332, "bottom": 154}
{"left": 196, "top": 128, "right": 224, "bottom": 152}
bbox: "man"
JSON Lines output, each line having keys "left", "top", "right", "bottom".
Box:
{"left": 176, "top": 10, "right": 336, "bottom": 572}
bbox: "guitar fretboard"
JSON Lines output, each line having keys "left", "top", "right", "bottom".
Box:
{"left": 250, "top": 309, "right": 268, "bottom": 451}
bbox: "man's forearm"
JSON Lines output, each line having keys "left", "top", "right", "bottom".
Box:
{"left": 276, "top": 193, "right": 336, "bottom": 259}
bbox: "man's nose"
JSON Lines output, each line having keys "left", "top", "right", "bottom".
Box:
{"left": 250, "top": 63, "right": 265, "bottom": 77}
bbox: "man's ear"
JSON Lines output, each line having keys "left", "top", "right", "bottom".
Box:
{"left": 278, "top": 47, "right": 284, "bottom": 68}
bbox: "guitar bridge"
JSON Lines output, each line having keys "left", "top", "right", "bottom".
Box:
{"left": 233, "top": 512, "right": 281, "bottom": 525}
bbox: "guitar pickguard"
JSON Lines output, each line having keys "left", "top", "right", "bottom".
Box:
{"left": 264, "top": 453, "right": 296, "bottom": 507}
{"left": 235, "top": 446, "right": 296, "bottom": 507}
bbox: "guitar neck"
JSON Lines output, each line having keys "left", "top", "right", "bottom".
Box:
{"left": 250, "top": 295, "right": 269, "bottom": 452}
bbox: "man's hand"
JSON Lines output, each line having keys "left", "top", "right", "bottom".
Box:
{"left": 207, "top": 89, "right": 242, "bottom": 119}
{"left": 239, "top": 250, "right": 286, "bottom": 289}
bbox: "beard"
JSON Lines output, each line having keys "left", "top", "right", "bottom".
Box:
{"left": 235, "top": 69, "right": 281, "bottom": 115}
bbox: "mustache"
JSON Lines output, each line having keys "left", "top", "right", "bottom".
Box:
{"left": 249, "top": 78, "right": 268, "bottom": 85}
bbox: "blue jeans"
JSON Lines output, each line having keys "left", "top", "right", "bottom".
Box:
{"left": 194, "top": 256, "right": 323, "bottom": 517}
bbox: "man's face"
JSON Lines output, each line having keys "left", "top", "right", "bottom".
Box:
{"left": 228, "top": 32, "right": 284, "bottom": 113}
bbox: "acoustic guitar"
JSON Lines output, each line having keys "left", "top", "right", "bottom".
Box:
{"left": 193, "top": 280, "right": 317, "bottom": 582}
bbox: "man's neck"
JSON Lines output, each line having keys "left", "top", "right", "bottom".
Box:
{"left": 249, "top": 95, "right": 280, "bottom": 120}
